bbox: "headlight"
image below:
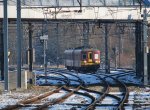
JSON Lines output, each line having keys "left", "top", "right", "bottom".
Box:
{"left": 84, "top": 60, "right": 87, "bottom": 63}
{"left": 95, "top": 60, "right": 100, "bottom": 63}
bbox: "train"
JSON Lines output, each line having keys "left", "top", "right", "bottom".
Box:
{"left": 64, "top": 48, "right": 100, "bottom": 72}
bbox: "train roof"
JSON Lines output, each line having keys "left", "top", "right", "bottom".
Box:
{"left": 64, "top": 48, "right": 100, "bottom": 52}
{"left": 65, "top": 46, "right": 99, "bottom": 51}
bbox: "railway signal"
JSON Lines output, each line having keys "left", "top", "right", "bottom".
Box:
{"left": 40, "top": 35, "right": 48, "bottom": 40}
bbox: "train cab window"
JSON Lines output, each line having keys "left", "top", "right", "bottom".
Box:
{"left": 94, "top": 54, "right": 99, "bottom": 59}
{"left": 82, "top": 54, "right": 86, "bottom": 60}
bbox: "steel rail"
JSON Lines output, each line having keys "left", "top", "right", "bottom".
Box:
{"left": 30, "top": 69, "right": 85, "bottom": 109}
{"left": 46, "top": 68, "right": 129, "bottom": 110}
{"left": 2, "top": 69, "right": 70, "bottom": 110}
{"left": 102, "top": 74, "right": 129, "bottom": 110}
{"left": 85, "top": 74, "right": 110, "bottom": 110}
{"left": 50, "top": 68, "right": 126, "bottom": 109}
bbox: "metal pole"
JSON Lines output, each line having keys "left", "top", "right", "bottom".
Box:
{"left": 43, "top": 9, "right": 48, "bottom": 84}
{"left": 0, "top": 22, "right": 4, "bottom": 80}
{"left": 80, "top": 0, "right": 82, "bottom": 12}
{"left": 3, "top": 0, "right": 9, "bottom": 90}
{"left": 17, "top": 0, "right": 22, "bottom": 88}
{"left": 143, "top": 9, "right": 148, "bottom": 85}
{"left": 83, "top": 23, "right": 86, "bottom": 47}
{"left": 87, "top": 22, "right": 89, "bottom": 47}
{"left": 28, "top": 23, "right": 33, "bottom": 72}
{"left": 118, "top": 28, "right": 121, "bottom": 68}
{"left": 113, "top": 47, "right": 117, "bottom": 70}
{"left": 56, "top": 23, "right": 59, "bottom": 68}
{"left": 28, "top": 23, "right": 33, "bottom": 84}
{"left": 105, "top": 24, "right": 110, "bottom": 73}
{"left": 44, "top": 39, "right": 47, "bottom": 83}
{"left": 115, "top": 50, "right": 117, "bottom": 70}
{"left": 83, "top": 22, "right": 89, "bottom": 48}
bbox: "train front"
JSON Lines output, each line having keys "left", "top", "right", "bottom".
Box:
{"left": 81, "top": 49, "right": 100, "bottom": 72}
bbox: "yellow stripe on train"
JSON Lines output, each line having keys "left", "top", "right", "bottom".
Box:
{"left": 81, "top": 61, "right": 100, "bottom": 66}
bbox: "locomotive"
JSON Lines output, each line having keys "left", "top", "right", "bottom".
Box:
{"left": 64, "top": 47, "right": 100, "bottom": 72}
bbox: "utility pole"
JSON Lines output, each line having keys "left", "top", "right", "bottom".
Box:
{"left": 43, "top": 8, "right": 49, "bottom": 84}
{"left": 44, "top": 38, "right": 47, "bottom": 83}
{"left": 142, "top": 8, "right": 149, "bottom": 85}
{"left": 28, "top": 23, "right": 33, "bottom": 72}
{"left": 118, "top": 29, "right": 121, "bottom": 68}
{"left": 28, "top": 23, "right": 33, "bottom": 84}
{"left": 0, "top": 21, "right": 4, "bottom": 80}
{"left": 17, "top": 0, "right": 22, "bottom": 88}
{"left": 3, "top": 0, "right": 9, "bottom": 90}
{"left": 105, "top": 24, "right": 110, "bottom": 73}
{"left": 56, "top": 23, "right": 59, "bottom": 68}
{"left": 83, "top": 22, "right": 89, "bottom": 48}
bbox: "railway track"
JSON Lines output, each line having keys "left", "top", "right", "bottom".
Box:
{"left": 101, "top": 74, "right": 129, "bottom": 110}
{"left": 2, "top": 69, "right": 93, "bottom": 110}
{"left": 48, "top": 68, "right": 129, "bottom": 110}
{"left": 1, "top": 68, "right": 133, "bottom": 110}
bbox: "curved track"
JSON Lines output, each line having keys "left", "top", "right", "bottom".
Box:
{"left": 2, "top": 68, "right": 131, "bottom": 110}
